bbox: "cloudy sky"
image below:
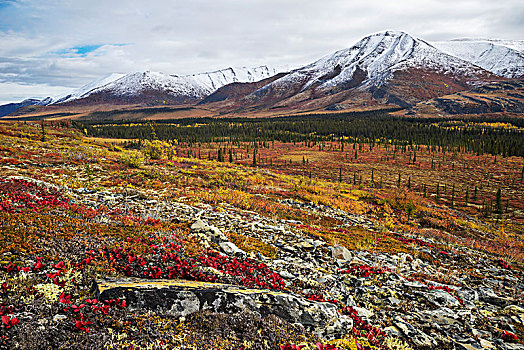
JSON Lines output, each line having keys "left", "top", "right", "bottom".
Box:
{"left": 0, "top": 0, "right": 523, "bottom": 104}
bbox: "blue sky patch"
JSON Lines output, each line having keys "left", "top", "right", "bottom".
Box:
{"left": 74, "top": 44, "right": 103, "bottom": 55}
{"left": 0, "top": 0, "right": 17, "bottom": 10}
{"left": 53, "top": 43, "right": 129, "bottom": 57}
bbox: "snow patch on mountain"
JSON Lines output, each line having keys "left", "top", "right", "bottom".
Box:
{"left": 253, "top": 30, "right": 490, "bottom": 97}
{"left": 432, "top": 39, "right": 524, "bottom": 78}
{"left": 51, "top": 66, "right": 285, "bottom": 104}
{"left": 53, "top": 73, "right": 125, "bottom": 104}
{"left": 189, "top": 66, "right": 285, "bottom": 92}
{"left": 90, "top": 71, "right": 210, "bottom": 98}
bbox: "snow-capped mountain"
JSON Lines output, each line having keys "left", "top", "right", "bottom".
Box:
{"left": 3, "top": 31, "right": 521, "bottom": 117}
{"left": 87, "top": 71, "right": 210, "bottom": 100}
{"left": 237, "top": 30, "right": 499, "bottom": 108}
{"left": 0, "top": 98, "right": 52, "bottom": 118}
{"left": 53, "top": 73, "right": 125, "bottom": 104}
{"left": 52, "top": 66, "right": 284, "bottom": 105}
{"left": 189, "top": 66, "right": 284, "bottom": 92}
{"left": 432, "top": 39, "right": 524, "bottom": 78}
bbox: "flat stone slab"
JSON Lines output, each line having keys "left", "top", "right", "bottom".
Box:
{"left": 95, "top": 278, "right": 352, "bottom": 339}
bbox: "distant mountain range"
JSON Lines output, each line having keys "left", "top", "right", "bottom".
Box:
{"left": 2, "top": 30, "right": 523, "bottom": 117}
{"left": 49, "top": 66, "right": 284, "bottom": 106}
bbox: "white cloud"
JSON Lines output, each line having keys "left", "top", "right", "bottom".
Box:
{"left": 0, "top": 82, "right": 71, "bottom": 105}
{"left": 0, "top": 0, "right": 523, "bottom": 103}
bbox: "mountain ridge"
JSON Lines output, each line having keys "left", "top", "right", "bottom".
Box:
{"left": 2, "top": 30, "right": 522, "bottom": 117}
{"left": 207, "top": 30, "right": 502, "bottom": 112}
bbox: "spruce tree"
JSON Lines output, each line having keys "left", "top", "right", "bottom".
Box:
{"left": 495, "top": 188, "right": 502, "bottom": 214}
{"left": 41, "top": 121, "right": 46, "bottom": 142}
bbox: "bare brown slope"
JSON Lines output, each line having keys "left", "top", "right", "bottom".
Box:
{"left": 199, "top": 73, "right": 288, "bottom": 104}
{"left": 197, "top": 65, "right": 505, "bottom": 115}
{"left": 396, "top": 79, "right": 524, "bottom": 118}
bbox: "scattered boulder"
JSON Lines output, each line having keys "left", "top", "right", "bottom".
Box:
{"left": 219, "top": 242, "right": 245, "bottom": 256}
{"left": 394, "top": 316, "right": 438, "bottom": 349}
{"left": 190, "top": 219, "right": 228, "bottom": 243}
{"left": 478, "top": 287, "right": 511, "bottom": 307}
{"left": 332, "top": 246, "right": 351, "bottom": 261}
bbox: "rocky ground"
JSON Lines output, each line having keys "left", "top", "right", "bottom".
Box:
{"left": 93, "top": 187, "right": 524, "bottom": 350}
{"left": 0, "top": 122, "right": 523, "bottom": 350}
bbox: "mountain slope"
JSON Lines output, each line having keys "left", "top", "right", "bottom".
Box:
{"left": 206, "top": 30, "right": 502, "bottom": 111}
{"left": 0, "top": 98, "right": 52, "bottom": 118}
{"left": 189, "top": 66, "right": 284, "bottom": 92}
{"left": 404, "top": 79, "right": 524, "bottom": 117}
{"left": 53, "top": 73, "right": 126, "bottom": 104}
{"left": 432, "top": 39, "right": 524, "bottom": 78}
{"left": 55, "top": 66, "right": 284, "bottom": 106}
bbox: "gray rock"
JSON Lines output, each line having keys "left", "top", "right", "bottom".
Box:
{"left": 419, "top": 308, "right": 461, "bottom": 326}
{"left": 219, "top": 242, "right": 245, "bottom": 256}
{"left": 190, "top": 220, "right": 228, "bottom": 243}
{"left": 279, "top": 271, "right": 295, "bottom": 279}
{"left": 454, "top": 342, "right": 482, "bottom": 350}
{"left": 313, "top": 240, "right": 325, "bottom": 248}
{"left": 479, "top": 339, "right": 495, "bottom": 349}
{"left": 394, "top": 316, "right": 438, "bottom": 349}
{"left": 478, "top": 287, "right": 511, "bottom": 306}
{"left": 353, "top": 306, "right": 374, "bottom": 320}
{"left": 504, "top": 305, "right": 524, "bottom": 314}
{"left": 384, "top": 325, "right": 402, "bottom": 337}
{"left": 388, "top": 296, "right": 401, "bottom": 305}
{"left": 457, "top": 287, "right": 479, "bottom": 304}
{"left": 190, "top": 219, "right": 208, "bottom": 231}
{"left": 297, "top": 240, "right": 315, "bottom": 251}
{"left": 53, "top": 314, "right": 67, "bottom": 322}
{"left": 501, "top": 344, "right": 524, "bottom": 350}
{"left": 422, "top": 289, "right": 462, "bottom": 307}
{"left": 332, "top": 246, "right": 351, "bottom": 261}
{"left": 96, "top": 278, "right": 353, "bottom": 339}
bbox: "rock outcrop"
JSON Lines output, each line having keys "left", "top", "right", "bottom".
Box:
{"left": 96, "top": 278, "right": 353, "bottom": 339}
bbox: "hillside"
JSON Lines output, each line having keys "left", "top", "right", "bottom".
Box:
{"left": 432, "top": 39, "right": 524, "bottom": 78}
{"left": 0, "top": 120, "right": 522, "bottom": 350}
{"left": 200, "top": 31, "right": 503, "bottom": 113}
{"left": 400, "top": 79, "right": 524, "bottom": 118}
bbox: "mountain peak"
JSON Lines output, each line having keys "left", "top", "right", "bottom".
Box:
{"left": 46, "top": 65, "right": 285, "bottom": 106}
{"left": 369, "top": 29, "right": 411, "bottom": 37}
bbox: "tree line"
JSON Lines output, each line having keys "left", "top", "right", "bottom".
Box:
{"left": 75, "top": 111, "right": 524, "bottom": 157}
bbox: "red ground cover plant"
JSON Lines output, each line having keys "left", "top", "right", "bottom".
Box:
{"left": 102, "top": 237, "right": 286, "bottom": 290}
{"left": 502, "top": 330, "right": 518, "bottom": 342}
{"left": 498, "top": 259, "right": 512, "bottom": 270}
{"left": 304, "top": 293, "right": 387, "bottom": 348}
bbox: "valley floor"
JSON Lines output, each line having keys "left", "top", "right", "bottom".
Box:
{"left": 0, "top": 122, "right": 523, "bottom": 350}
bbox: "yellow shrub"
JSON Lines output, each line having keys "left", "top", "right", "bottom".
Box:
{"left": 142, "top": 140, "right": 177, "bottom": 160}
{"left": 119, "top": 150, "right": 145, "bottom": 168}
